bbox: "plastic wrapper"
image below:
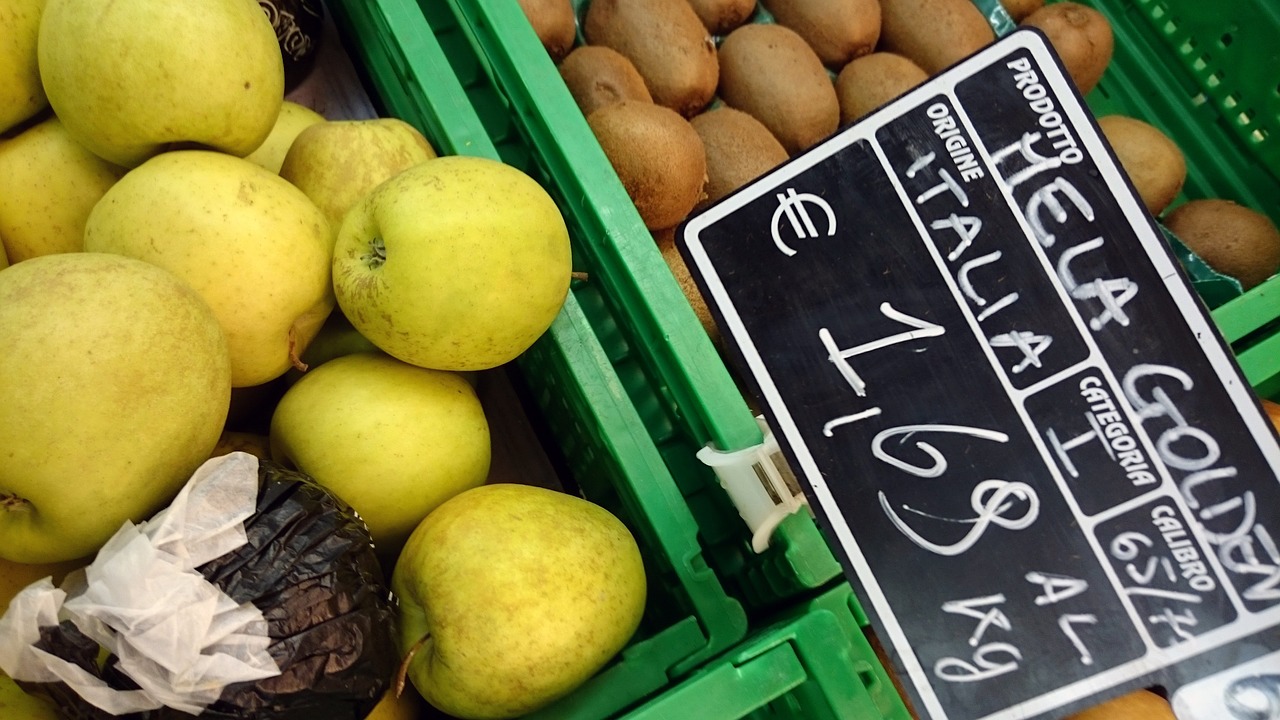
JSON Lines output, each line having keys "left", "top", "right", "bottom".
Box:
{"left": 3, "top": 454, "right": 397, "bottom": 719}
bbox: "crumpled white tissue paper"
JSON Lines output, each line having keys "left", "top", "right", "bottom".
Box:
{"left": 0, "top": 451, "right": 282, "bottom": 715}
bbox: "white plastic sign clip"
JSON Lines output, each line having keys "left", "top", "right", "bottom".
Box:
{"left": 697, "top": 416, "right": 808, "bottom": 553}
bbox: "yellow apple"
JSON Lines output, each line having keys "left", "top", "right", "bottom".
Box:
{"left": 243, "top": 100, "right": 326, "bottom": 174}
{"left": 84, "top": 150, "right": 333, "bottom": 387}
{"left": 0, "top": 674, "right": 60, "bottom": 720}
{"left": 0, "top": 0, "right": 47, "bottom": 133}
{"left": 0, "top": 243, "right": 8, "bottom": 270}
{"left": 0, "top": 115, "right": 126, "bottom": 263}
{"left": 38, "top": 0, "right": 284, "bottom": 167}
{"left": 270, "top": 352, "right": 490, "bottom": 554}
{"left": 366, "top": 683, "right": 426, "bottom": 720}
{"left": 0, "top": 253, "right": 231, "bottom": 563}
{"left": 333, "top": 156, "right": 571, "bottom": 371}
{"left": 279, "top": 118, "right": 437, "bottom": 239}
{"left": 393, "top": 484, "right": 646, "bottom": 719}
{"left": 0, "top": 554, "right": 86, "bottom": 610}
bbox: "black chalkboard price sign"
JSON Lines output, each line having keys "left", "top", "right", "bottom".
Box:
{"left": 677, "top": 29, "right": 1280, "bottom": 720}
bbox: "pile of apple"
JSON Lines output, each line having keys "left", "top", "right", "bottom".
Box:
{"left": 0, "top": 0, "right": 647, "bottom": 718}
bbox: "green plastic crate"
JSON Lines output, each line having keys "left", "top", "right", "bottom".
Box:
{"left": 622, "top": 583, "right": 912, "bottom": 720}
{"left": 429, "top": 0, "right": 846, "bottom": 614}
{"left": 1067, "top": 0, "right": 1280, "bottom": 229}
{"left": 983, "top": 0, "right": 1280, "bottom": 395}
{"left": 325, "top": 0, "right": 752, "bottom": 717}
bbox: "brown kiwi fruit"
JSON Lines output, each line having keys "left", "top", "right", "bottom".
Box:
{"left": 654, "top": 226, "right": 720, "bottom": 343}
{"left": 691, "top": 107, "right": 788, "bottom": 209}
{"left": 1163, "top": 199, "right": 1280, "bottom": 290}
{"left": 1001, "top": 0, "right": 1045, "bottom": 22}
{"left": 835, "top": 52, "right": 928, "bottom": 123}
{"left": 584, "top": 0, "right": 719, "bottom": 117}
{"left": 587, "top": 100, "right": 708, "bottom": 230}
{"left": 718, "top": 23, "right": 840, "bottom": 155}
{"left": 879, "top": 0, "right": 995, "bottom": 75}
{"left": 1020, "top": 2, "right": 1113, "bottom": 94}
{"left": 1064, "top": 689, "right": 1175, "bottom": 720}
{"left": 687, "top": 0, "right": 758, "bottom": 35}
{"left": 762, "top": 0, "right": 882, "bottom": 67}
{"left": 1097, "top": 114, "right": 1186, "bottom": 216}
{"left": 516, "top": 0, "right": 577, "bottom": 62}
{"left": 559, "top": 45, "right": 654, "bottom": 117}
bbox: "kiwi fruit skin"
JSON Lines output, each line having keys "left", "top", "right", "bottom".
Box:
{"left": 1020, "top": 2, "right": 1113, "bottom": 95}
{"left": 762, "top": 0, "right": 882, "bottom": 68}
{"left": 587, "top": 100, "right": 708, "bottom": 231}
{"left": 654, "top": 225, "right": 721, "bottom": 343}
{"left": 517, "top": 0, "right": 577, "bottom": 62}
{"left": 1163, "top": 199, "right": 1280, "bottom": 290}
{"left": 584, "top": 0, "right": 720, "bottom": 118}
{"left": 1001, "top": 0, "right": 1045, "bottom": 22}
{"left": 1064, "top": 689, "right": 1175, "bottom": 720}
{"left": 1097, "top": 114, "right": 1186, "bottom": 216}
{"left": 878, "top": 0, "right": 995, "bottom": 75}
{"left": 835, "top": 52, "right": 928, "bottom": 124}
{"left": 688, "top": 0, "right": 758, "bottom": 35}
{"left": 718, "top": 23, "right": 841, "bottom": 155}
{"left": 560, "top": 45, "right": 654, "bottom": 117}
{"left": 691, "top": 107, "right": 789, "bottom": 209}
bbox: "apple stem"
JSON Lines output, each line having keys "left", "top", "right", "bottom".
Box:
{"left": 571, "top": 271, "right": 589, "bottom": 283}
{"left": 288, "top": 326, "right": 309, "bottom": 372}
{"left": 363, "top": 236, "right": 387, "bottom": 270}
{"left": 0, "top": 493, "right": 32, "bottom": 512}
{"left": 394, "top": 632, "right": 430, "bottom": 698}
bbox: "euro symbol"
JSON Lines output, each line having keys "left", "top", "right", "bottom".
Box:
{"left": 770, "top": 188, "right": 836, "bottom": 256}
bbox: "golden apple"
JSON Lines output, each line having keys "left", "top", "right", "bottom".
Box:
{"left": 0, "top": 253, "right": 231, "bottom": 562}
{"left": 270, "top": 353, "right": 490, "bottom": 554}
{"left": 333, "top": 156, "right": 571, "bottom": 371}
{"left": 0, "top": 115, "right": 126, "bottom": 263}
{"left": 0, "top": 554, "right": 86, "bottom": 609}
{"left": 0, "top": 674, "right": 60, "bottom": 720}
{"left": 38, "top": 0, "right": 284, "bottom": 167}
{"left": 280, "top": 118, "right": 437, "bottom": 239}
{"left": 0, "top": 0, "right": 47, "bottom": 133}
{"left": 84, "top": 150, "right": 333, "bottom": 387}
{"left": 243, "top": 100, "right": 326, "bottom": 174}
{"left": 393, "top": 484, "right": 646, "bottom": 719}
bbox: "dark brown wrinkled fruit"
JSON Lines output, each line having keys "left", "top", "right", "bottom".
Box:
{"left": 1097, "top": 114, "right": 1186, "bottom": 216}
{"left": 762, "top": 0, "right": 881, "bottom": 67}
{"left": 654, "top": 226, "right": 719, "bottom": 343}
{"left": 878, "top": 0, "right": 995, "bottom": 75}
{"left": 691, "top": 107, "right": 787, "bottom": 209}
{"left": 1021, "top": 2, "right": 1114, "bottom": 94}
{"left": 584, "top": 0, "right": 720, "bottom": 117}
{"left": 1002, "top": 0, "right": 1045, "bottom": 22}
{"left": 687, "top": 0, "right": 758, "bottom": 35}
{"left": 835, "top": 52, "right": 928, "bottom": 124}
{"left": 559, "top": 45, "right": 653, "bottom": 117}
{"left": 517, "top": 0, "right": 577, "bottom": 62}
{"left": 718, "top": 23, "right": 840, "bottom": 155}
{"left": 1163, "top": 199, "right": 1280, "bottom": 290}
{"left": 587, "top": 101, "right": 707, "bottom": 230}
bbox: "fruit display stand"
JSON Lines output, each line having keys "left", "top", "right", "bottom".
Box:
{"left": 315, "top": 0, "right": 1280, "bottom": 717}
{"left": 317, "top": 0, "right": 914, "bottom": 718}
